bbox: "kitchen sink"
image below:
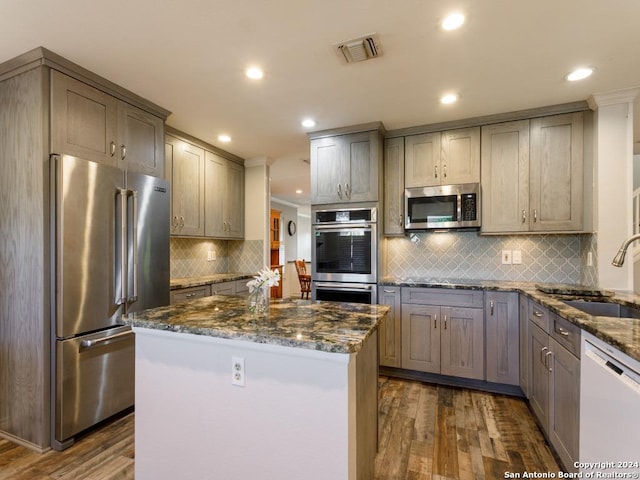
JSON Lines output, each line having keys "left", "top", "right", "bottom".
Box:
{"left": 562, "top": 299, "right": 640, "bottom": 319}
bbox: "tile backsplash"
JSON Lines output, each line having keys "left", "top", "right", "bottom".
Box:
{"left": 170, "top": 238, "right": 263, "bottom": 279}
{"left": 383, "top": 232, "right": 597, "bottom": 286}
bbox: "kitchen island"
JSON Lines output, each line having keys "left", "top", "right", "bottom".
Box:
{"left": 121, "top": 296, "right": 389, "bottom": 480}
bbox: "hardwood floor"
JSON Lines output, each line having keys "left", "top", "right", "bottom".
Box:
{"left": 0, "top": 377, "right": 558, "bottom": 479}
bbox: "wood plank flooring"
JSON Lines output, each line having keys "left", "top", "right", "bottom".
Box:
{"left": 0, "top": 377, "right": 558, "bottom": 479}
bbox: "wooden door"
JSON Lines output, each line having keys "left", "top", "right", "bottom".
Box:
{"left": 225, "top": 160, "right": 244, "bottom": 238}
{"left": 404, "top": 132, "right": 441, "bottom": 187}
{"left": 166, "top": 135, "right": 205, "bottom": 236}
{"left": 310, "top": 136, "right": 344, "bottom": 204}
{"left": 401, "top": 304, "right": 440, "bottom": 373}
{"left": 383, "top": 137, "right": 404, "bottom": 235}
{"left": 378, "top": 286, "right": 401, "bottom": 368}
{"left": 519, "top": 295, "right": 530, "bottom": 397}
{"left": 530, "top": 112, "right": 583, "bottom": 232}
{"left": 440, "top": 306, "right": 484, "bottom": 380}
{"left": 345, "top": 130, "right": 378, "bottom": 202}
{"left": 50, "top": 70, "right": 117, "bottom": 166}
{"left": 117, "top": 101, "right": 164, "bottom": 178}
{"left": 481, "top": 120, "right": 530, "bottom": 233}
{"left": 528, "top": 322, "right": 550, "bottom": 428}
{"left": 204, "top": 151, "right": 225, "bottom": 237}
{"left": 440, "top": 127, "right": 480, "bottom": 185}
{"left": 485, "top": 292, "right": 520, "bottom": 385}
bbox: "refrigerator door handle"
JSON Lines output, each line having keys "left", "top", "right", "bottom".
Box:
{"left": 116, "top": 188, "right": 128, "bottom": 306}
{"left": 128, "top": 189, "right": 139, "bottom": 303}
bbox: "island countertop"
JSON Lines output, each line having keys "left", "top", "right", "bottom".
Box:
{"left": 121, "top": 296, "right": 389, "bottom": 354}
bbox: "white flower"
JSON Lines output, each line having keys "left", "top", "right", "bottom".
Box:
{"left": 246, "top": 267, "right": 281, "bottom": 293}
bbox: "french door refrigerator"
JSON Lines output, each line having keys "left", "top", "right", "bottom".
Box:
{"left": 51, "top": 154, "right": 169, "bottom": 450}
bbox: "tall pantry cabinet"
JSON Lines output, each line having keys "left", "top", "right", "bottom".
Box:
{"left": 0, "top": 47, "right": 169, "bottom": 450}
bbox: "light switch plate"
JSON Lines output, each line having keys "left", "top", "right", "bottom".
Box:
{"left": 502, "top": 250, "right": 512, "bottom": 265}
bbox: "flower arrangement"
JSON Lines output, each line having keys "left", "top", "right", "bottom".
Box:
{"left": 246, "top": 267, "right": 280, "bottom": 315}
{"left": 246, "top": 267, "right": 281, "bottom": 292}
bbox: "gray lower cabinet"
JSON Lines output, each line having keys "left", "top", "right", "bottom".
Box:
{"left": 485, "top": 291, "right": 519, "bottom": 385}
{"left": 211, "top": 282, "right": 235, "bottom": 295}
{"left": 170, "top": 285, "right": 211, "bottom": 304}
{"left": 519, "top": 295, "right": 530, "bottom": 396}
{"left": 378, "top": 286, "right": 402, "bottom": 367}
{"left": 401, "top": 288, "right": 484, "bottom": 380}
{"left": 527, "top": 300, "right": 580, "bottom": 472}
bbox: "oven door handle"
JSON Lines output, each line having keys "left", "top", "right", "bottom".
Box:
{"left": 312, "top": 224, "right": 374, "bottom": 230}
{"left": 315, "top": 283, "right": 373, "bottom": 291}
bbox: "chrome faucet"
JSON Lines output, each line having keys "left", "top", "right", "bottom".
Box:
{"left": 611, "top": 233, "right": 640, "bottom": 267}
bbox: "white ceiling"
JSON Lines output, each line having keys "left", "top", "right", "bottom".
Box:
{"left": 2, "top": 0, "right": 640, "bottom": 205}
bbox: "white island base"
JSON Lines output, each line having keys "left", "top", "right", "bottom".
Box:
{"left": 133, "top": 327, "right": 378, "bottom": 480}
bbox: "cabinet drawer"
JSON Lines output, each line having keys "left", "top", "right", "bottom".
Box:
{"left": 234, "top": 279, "right": 250, "bottom": 297}
{"left": 211, "top": 282, "right": 235, "bottom": 295}
{"left": 528, "top": 300, "right": 550, "bottom": 333}
{"left": 170, "top": 285, "right": 211, "bottom": 304}
{"left": 550, "top": 313, "right": 581, "bottom": 358}
{"left": 401, "top": 287, "right": 483, "bottom": 308}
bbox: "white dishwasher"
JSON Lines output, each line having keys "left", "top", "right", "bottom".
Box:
{"left": 580, "top": 332, "right": 640, "bottom": 473}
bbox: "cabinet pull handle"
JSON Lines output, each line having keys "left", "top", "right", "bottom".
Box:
{"left": 443, "top": 315, "right": 447, "bottom": 330}
{"left": 490, "top": 301, "right": 494, "bottom": 316}
{"left": 179, "top": 216, "right": 185, "bottom": 228}
{"left": 533, "top": 310, "right": 543, "bottom": 318}
{"left": 522, "top": 209, "right": 527, "bottom": 223}
{"left": 172, "top": 216, "right": 178, "bottom": 231}
{"left": 443, "top": 164, "right": 447, "bottom": 178}
{"left": 383, "top": 289, "right": 395, "bottom": 293}
{"left": 337, "top": 184, "right": 342, "bottom": 199}
{"left": 557, "top": 327, "right": 570, "bottom": 337}
{"left": 545, "top": 351, "right": 553, "bottom": 372}
{"left": 121, "top": 144, "right": 126, "bottom": 160}
{"left": 186, "top": 292, "right": 196, "bottom": 298}
{"left": 434, "top": 314, "right": 437, "bottom": 329}
{"left": 345, "top": 183, "right": 351, "bottom": 199}
{"left": 434, "top": 165, "right": 438, "bottom": 178}
{"left": 540, "top": 346, "right": 548, "bottom": 365}
{"left": 110, "top": 141, "right": 116, "bottom": 157}
{"left": 533, "top": 209, "right": 538, "bottom": 223}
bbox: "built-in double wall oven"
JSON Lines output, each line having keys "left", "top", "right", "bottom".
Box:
{"left": 311, "top": 206, "right": 377, "bottom": 304}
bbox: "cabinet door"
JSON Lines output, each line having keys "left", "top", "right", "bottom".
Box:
{"left": 481, "top": 120, "right": 530, "bottom": 233}
{"left": 344, "top": 130, "right": 379, "bottom": 202}
{"left": 170, "top": 285, "right": 211, "bottom": 304}
{"left": 440, "top": 127, "right": 480, "bottom": 185}
{"left": 383, "top": 138, "right": 404, "bottom": 235}
{"left": 548, "top": 338, "right": 580, "bottom": 471}
{"left": 51, "top": 70, "right": 118, "bottom": 166}
{"left": 440, "top": 306, "right": 484, "bottom": 380}
{"left": 528, "top": 322, "right": 550, "bottom": 428}
{"left": 404, "top": 132, "right": 441, "bottom": 187}
{"left": 166, "top": 135, "right": 205, "bottom": 236}
{"left": 485, "top": 292, "right": 519, "bottom": 385}
{"left": 117, "top": 101, "right": 164, "bottom": 177}
{"left": 225, "top": 160, "right": 244, "bottom": 238}
{"left": 310, "top": 136, "right": 345, "bottom": 204}
{"left": 204, "top": 151, "right": 225, "bottom": 237}
{"left": 530, "top": 112, "right": 583, "bottom": 232}
{"left": 378, "top": 286, "right": 401, "bottom": 368}
{"left": 401, "top": 304, "right": 440, "bottom": 373}
{"left": 519, "top": 295, "right": 530, "bottom": 396}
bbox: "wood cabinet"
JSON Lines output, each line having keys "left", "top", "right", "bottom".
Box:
{"left": 481, "top": 113, "right": 584, "bottom": 233}
{"left": 527, "top": 301, "right": 580, "bottom": 472}
{"left": 310, "top": 129, "right": 381, "bottom": 204}
{"left": 401, "top": 288, "right": 484, "bottom": 380}
{"left": 519, "top": 295, "right": 530, "bottom": 397}
{"left": 51, "top": 70, "right": 164, "bottom": 177}
{"left": 378, "top": 286, "right": 401, "bottom": 367}
{"left": 270, "top": 209, "right": 281, "bottom": 250}
{"left": 383, "top": 137, "right": 404, "bottom": 235}
{"left": 485, "top": 291, "right": 519, "bottom": 385}
{"left": 205, "top": 151, "right": 245, "bottom": 239}
{"left": 404, "top": 127, "right": 480, "bottom": 188}
{"left": 166, "top": 134, "right": 205, "bottom": 236}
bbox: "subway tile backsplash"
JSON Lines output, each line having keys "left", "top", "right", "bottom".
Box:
{"left": 383, "top": 232, "right": 597, "bottom": 286}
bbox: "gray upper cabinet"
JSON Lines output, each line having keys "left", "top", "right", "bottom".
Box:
{"left": 485, "top": 291, "right": 519, "bottom": 385}
{"left": 51, "top": 70, "right": 165, "bottom": 177}
{"left": 205, "top": 151, "right": 245, "bottom": 239}
{"left": 166, "top": 135, "right": 205, "bottom": 236}
{"left": 310, "top": 129, "right": 380, "bottom": 204}
{"left": 383, "top": 138, "right": 404, "bottom": 235}
{"left": 404, "top": 127, "right": 480, "bottom": 188}
{"left": 481, "top": 112, "right": 584, "bottom": 233}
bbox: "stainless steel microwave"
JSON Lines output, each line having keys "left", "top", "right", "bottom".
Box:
{"left": 405, "top": 183, "right": 481, "bottom": 230}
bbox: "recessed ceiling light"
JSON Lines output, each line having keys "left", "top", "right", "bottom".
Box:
{"left": 566, "top": 67, "right": 594, "bottom": 82}
{"left": 440, "top": 93, "right": 458, "bottom": 105}
{"left": 442, "top": 12, "right": 465, "bottom": 31}
{"left": 301, "top": 118, "right": 316, "bottom": 128}
{"left": 295, "top": 189, "right": 303, "bottom": 194}
{"left": 245, "top": 66, "right": 264, "bottom": 80}
{"left": 218, "top": 134, "right": 231, "bottom": 143}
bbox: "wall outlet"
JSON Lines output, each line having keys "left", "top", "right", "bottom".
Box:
{"left": 512, "top": 250, "right": 522, "bottom": 265}
{"left": 501, "top": 250, "right": 512, "bottom": 265}
{"left": 232, "top": 356, "right": 245, "bottom": 387}
{"left": 587, "top": 251, "right": 593, "bottom": 267}
{"left": 207, "top": 250, "right": 216, "bottom": 262}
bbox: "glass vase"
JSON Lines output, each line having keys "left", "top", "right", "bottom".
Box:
{"left": 247, "top": 286, "right": 270, "bottom": 315}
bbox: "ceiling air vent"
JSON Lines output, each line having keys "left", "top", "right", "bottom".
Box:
{"left": 336, "top": 34, "right": 381, "bottom": 64}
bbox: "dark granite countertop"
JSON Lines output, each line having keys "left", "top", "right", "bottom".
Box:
{"left": 121, "top": 295, "right": 390, "bottom": 354}
{"left": 170, "top": 273, "right": 254, "bottom": 290}
{"left": 379, "top": 277, "right": 640, "bottom": 363}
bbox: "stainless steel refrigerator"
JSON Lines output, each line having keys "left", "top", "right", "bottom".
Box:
{"left": 51, "top": 154, "right": 169, "bottom": 450}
